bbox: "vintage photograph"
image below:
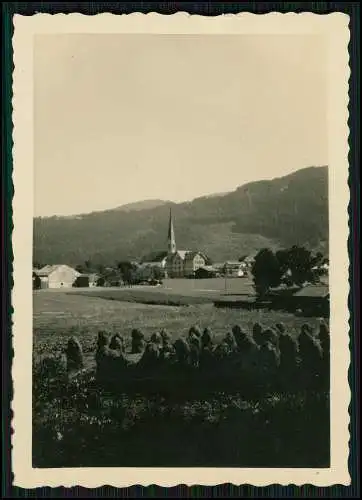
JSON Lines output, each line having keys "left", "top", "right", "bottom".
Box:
{"left": 12, "top": 12, "right": 350, "bottom": 488}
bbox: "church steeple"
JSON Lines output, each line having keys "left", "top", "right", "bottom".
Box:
{"left": 168, "top": 208, "right": 176, "bottom": 254}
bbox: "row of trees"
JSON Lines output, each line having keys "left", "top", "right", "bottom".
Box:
{"left": 251, "top": 246, "right": 328, "bottom": 298}
{"left": 77, "top": 260, "right": 164, "bottom": 285}
{"left": 34, "top": 245, "right": 328, "bottom": 293}
{"left": 33, "top": 259, "right": 164, "bottom": 286}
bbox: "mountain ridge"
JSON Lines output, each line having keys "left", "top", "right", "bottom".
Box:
{"left": 33, "top": 165, "right": 328, "bottom": 266}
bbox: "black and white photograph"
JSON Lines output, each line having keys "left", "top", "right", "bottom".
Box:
{"left": 11, "top": 12, "right": 351, "bottom": 488}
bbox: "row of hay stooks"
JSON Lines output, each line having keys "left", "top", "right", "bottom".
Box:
{"left": 65, "top": 320, "right": 330, "bottom": 394}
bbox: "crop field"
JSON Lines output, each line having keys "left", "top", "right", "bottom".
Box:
{"left": 33, "top": 284, "right": 323, "bottom": 367}
{"left": 33, "top": 284, "right": 329, "bottom": 468}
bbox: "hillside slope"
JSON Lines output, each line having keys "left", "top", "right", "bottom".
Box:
{"left": 33, "top": 166, "right": 328, "bottom": 266}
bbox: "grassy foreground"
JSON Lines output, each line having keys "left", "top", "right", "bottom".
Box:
{"left": 33, "top": 290, "right": 330, "bottom": 468}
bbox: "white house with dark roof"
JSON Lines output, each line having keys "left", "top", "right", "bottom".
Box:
{"left": 36, "top": 264, "right": 80, "bottom": 289}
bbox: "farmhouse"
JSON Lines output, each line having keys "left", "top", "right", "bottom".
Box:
{"left": 292, "top": 284, "right": 330, "bottom": 317}
{"left": 270, "top": 283, "right": 330, "bottom": 317}
{"left": 165, "top": 210, "right": 208, "bottom": 278}
{"left": 36, "top": 264, "right": 80, "bottom": 289}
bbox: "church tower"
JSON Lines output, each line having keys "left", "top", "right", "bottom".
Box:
{"left": 168, "top": 208, "right": 177, "bottom": 254}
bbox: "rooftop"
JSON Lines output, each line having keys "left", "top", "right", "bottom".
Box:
{"left": 293, "top": 284, "right": 329, "bottom": 298}
{"left": 37, "top": 264, "right": 62, "bottom": 277}
{"left": 37, "top": 264, "right": 79, "bottom": 277}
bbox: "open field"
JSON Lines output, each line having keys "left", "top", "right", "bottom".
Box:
{"left": 71, "top": 277, "right": 256, "bottom": 304}
{"left": 33, "top": 286, "right": 325, "bottom": 367}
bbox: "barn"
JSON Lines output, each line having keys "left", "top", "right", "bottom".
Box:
{"left": 37, "top": 264, "right": 80, "bottom": 289}
{"left": 271, "top": 283, "right": 330, "bottom": 317}
{"left": 292, "top": 284, "right": 330, "bottom": 317}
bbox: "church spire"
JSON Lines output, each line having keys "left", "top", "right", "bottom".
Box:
{"left": 168, "top": 208, "right": 176, "bottom": 254}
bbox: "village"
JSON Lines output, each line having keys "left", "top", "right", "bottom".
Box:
{"left": 32, "top": 210, "right": 256, "bottom": 290}
{"left": 32, "top": 209, "right": 329, "bottom": 319}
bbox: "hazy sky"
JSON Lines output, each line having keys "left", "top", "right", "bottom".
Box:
{"left": 34, "top": 34, "right": 327, "bottom": 217}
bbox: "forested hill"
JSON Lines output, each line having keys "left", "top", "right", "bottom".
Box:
{"left": 33, "top": 166, "right": 328, "bottom": 266}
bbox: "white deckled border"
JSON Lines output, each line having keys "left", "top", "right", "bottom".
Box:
{"left": 11, "top": 11, "right": 351, "bottom": 488}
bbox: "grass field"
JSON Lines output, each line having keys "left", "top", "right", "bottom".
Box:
{"left": 33, "top": 280, "right": 325, "bottom": 367}
{"left": 72, "top": 277, "right": 256, "bottom": 303}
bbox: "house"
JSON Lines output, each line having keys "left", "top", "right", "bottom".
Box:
{"left": 166, "top": 250, "right": 207, "bottom": 278}
{"left": 166, "top": 250, "right": 188, "bottom": 278}
{"left": 312, "top": 262, "right": 329, "bottom": 277}
{"left": 164, "top": 209, "right": 208, "bottom": 278}
{"left": 224, "top": 261, "right": 247, "bottom": 278}
{"left": 292, "top": 284, "right": 329, "bottom": 316}
{"left": 242, "top": 255, "right": 256, "bottom": 268}
{"left": 183, "top": 252, "right": 207, "bottom": 277}
{"left": 194, "top": 266, "right": 217, "bottom": 279}
{"left": 212, "top": 262, "right": 226, "bottom": 275}
{"left": 88, "top": 273, "right": 100, "bottom": 287}
{"left": 36, "top": 264, "right": 80, "bottom": 289}
{"left": 271, "top": 284, "right": 330, "bottom": 317}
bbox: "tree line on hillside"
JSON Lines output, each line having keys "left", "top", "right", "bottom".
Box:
{"left": 33, "top": 166, "right": 328, "bottom": 265}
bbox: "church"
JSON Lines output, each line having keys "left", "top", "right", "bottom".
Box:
{"left": 165, "top": 209, "right": 207, "bottom": 278}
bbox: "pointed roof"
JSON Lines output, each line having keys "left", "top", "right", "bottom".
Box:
{"left": 37, "top": 264, "right": 61, "bottom": 277}
{"left": 168, "top": 208, "right": 175, "bottom": 240}
{"left": 37, "top": 264, "right": 79, "bottom": 277}
{"left": 167, "top": 208, "right": 177, "bottom": 253}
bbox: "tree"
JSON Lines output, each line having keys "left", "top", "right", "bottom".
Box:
{"left": 204, "top": 255, "right": 213, "bottom": 266}
{"left": 76, "top": 260, "right": 94, "bottom": 274}
{"left": 117, "top": 261, "right": 137, "bottom": 285}
{"left": 275, "top": 245, "right": 324, "bottom": 287}
{"left": 33, "top": 273, "right": 41, "bottom": 290}
{"left": 152, "top": 266, "right": 164, "bottom": 280}
{"left": 251, "top": 248, "right": 282, "bottom": 298}
{"left": 96, "top": 263, "right": 106, "bottom": 275}
{"left": 84, "top": 260, "right": 92, "bottom": 271}
{"left": 284, "top": 245, "right": 319, "bottom": 287}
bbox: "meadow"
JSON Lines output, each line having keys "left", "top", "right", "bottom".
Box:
{"left": 33, "top": 282, "right": 330, "bottom": 468}
{"left": 33, "top": 282, "right": 322, "bottom": 367}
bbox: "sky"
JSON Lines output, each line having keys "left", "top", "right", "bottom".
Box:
{"left": 34, "top": 34, "right": 328, "bottom": 217}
